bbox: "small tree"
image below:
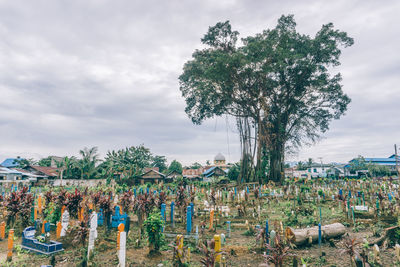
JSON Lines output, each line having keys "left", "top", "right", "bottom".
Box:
{"left": 144, "top": 210, "right": 164, "bottom": 254}
{"left": 169, "top": 160, "right": 183, "bottom": 174}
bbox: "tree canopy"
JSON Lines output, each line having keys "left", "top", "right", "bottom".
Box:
{"left": 168, "top": 160, "right": 183, "bottom": 174}
{"left": 179, "top": 15, "right": 353, "bottom": 183}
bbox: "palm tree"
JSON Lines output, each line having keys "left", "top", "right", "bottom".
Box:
{"left": 78, "top": 147, "right": 100, "bottom": 179}
{"left": 56, "top": 156, "right": 77, "bottom": 186}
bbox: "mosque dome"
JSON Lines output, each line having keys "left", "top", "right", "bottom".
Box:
{"left": 214, "top": 153, "right": 226, "bottom": 161}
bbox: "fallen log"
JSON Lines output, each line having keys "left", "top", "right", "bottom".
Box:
{"left": 285, "top": 223, "right": 346, "bottom": 246}
{"left": 371, "top": 225, "right": 399, "bottom": 246}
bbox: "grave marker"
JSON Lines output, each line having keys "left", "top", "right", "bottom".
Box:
{"left": 60, "top": 210, "right": 70, "bottom": 237}
{"left": 0, "top": 221, "right": 5, "bottom": 240}
{"left": 118, "top": 231, "right": 126, "bottom": 267}
{"left": 7, "top": 229, "right": 14, "bottom": 261}
{"left": 214, "top": 235, "right": 221, "bottom": 263}
{"left": 87, "top": 212, "right": 98, "bottom": 258}
{"left": 186, "top": 206, "right": 192, "bottom": 234}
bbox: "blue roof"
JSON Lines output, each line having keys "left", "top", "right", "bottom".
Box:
{"left": 202, "top": 166, "right": 216, "bottom": 177}
{"left": 0, "top": 158, "right": 23, "bottom": 168}
{"left": 346, "top": 156, "right": 399, "bottom": 167}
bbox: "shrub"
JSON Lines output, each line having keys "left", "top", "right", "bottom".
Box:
{"left": 143, "top": 210, "right": 165, "bottom": 253}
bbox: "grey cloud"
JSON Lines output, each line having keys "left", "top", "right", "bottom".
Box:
{"left": 0, "top": 0, "right": 399, "bottom": 165}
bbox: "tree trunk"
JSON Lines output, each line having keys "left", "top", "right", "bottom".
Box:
{"left": 269, "top": 142, "right": 284, "bottom": 183}
{"left": 285, "top": 223, "right": 346, "bottom": 246}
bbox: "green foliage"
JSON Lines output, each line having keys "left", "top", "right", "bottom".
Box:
{"left": 77, "top": 147, "right": 100, "bottom": 179}
{"left": 169, "top": 160, "right": 183, "bottom": 174}
{"left": 227, "top": 163, "right": 240, "bottom": 181}
{"left": 143, "top": 210, "right": 165, "bottom": 252}
{"left": 38, "top": 156, "right": 52, "bottom": 167}
{"left": 348, "top": 155, "right": 367, "bottom": 173}
{"left": 179, "top": 14, "right": 353, "bottom": 183}
{"left": 152, "top": 155, "right": 168, "bottom": 173}
{"left": 367, "top": 163, "right": 391, "bottom": 177}
{"left": 44, "top": 202, "right": 61, "bottom": 224}
{"left": 104, "top": 145, "right": 153, "bottom": 180}
{"left": 189, "top": 162, "right": 202, "bottom": 169}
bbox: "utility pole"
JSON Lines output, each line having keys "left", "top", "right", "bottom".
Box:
{"left": 395, "top": 144, "right": 399, "bottom": 178}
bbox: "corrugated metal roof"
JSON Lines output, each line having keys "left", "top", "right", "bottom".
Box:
{"left": 0, "top": 158, "right": 23, "bottom": 168}
{"left": 0, "top": 167, "right": 22, "bottom": 175}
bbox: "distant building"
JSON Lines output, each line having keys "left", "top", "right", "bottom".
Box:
{"left": 344, "top": 155, "right": 400, "bottom": 176}
{"left": 0, "top": 167, "right": 22, "bottom": 180}
{"left": 0, "top": 158, "right": 24, "bottom": 168}
{"left": 23, "top": 166, "right": 60, "bottom": 179}
{"left": 138, "top": 168, "right": 165, "bottom": 184}
{"left": 183, "top": 168, "right": 204, "bottom": 181}
{"left": 202, "top": 166, "right": 227, "bottom": 182}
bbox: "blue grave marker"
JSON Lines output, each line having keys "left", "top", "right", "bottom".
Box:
{"left": 111, "top": 206, "right": 128, "bottom": 228}
{"left": 186, "top": 206, "right": 192, "bottom": 234}
{"left": 161, "top": 203, "right": 166, "bottom": 222}
{"left": 98, "top": 209, "right": 104, "bottom": 226}
{"left": 170, "top": 201, "right": 175, "bottom": 226}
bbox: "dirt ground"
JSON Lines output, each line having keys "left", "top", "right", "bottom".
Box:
{"left": 0, "top": 226, "right": 398, "bottom": 267}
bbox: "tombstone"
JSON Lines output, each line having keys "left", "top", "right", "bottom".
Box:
{"left": 21, "top": 227, "right": 63, "bottom": 255}
{"left": 44, "top": 222, "right": 51, "bottom": 233}
{"left": 214, "top": 235, "right": 221, "bottom": 263}
{"left": 209, "top": 209, "right": 214, "bottom": 229}
{"left": 87, "top": 212, "right": 98, "bottom": 257}
{"left": 265, "top": 220, "right": 269, "bottom": 244}
{"left": 98, "top": 209, "right": 104, "bottom": 226}
{"left": 56, "top": 222, "right": 61, "bottom": 239}
{"left": 161, "top": 203, "right": 166, "bottom": 222}
{"left": 270, "top": 230, "right": 276, "bottom": 247}
{"left": 170, "top": 202, "right": 175, "bottom": 227}
{"left": 226, "top": 221, "right": 231, "bottom": 238}
{"left": 195, "top": 225, "right": 199, "bottom": 244}
{"left": 60, "top": 210, "right": 69, "bottom": 237}
{"left": 119, "top": 231, "right": 126, "bottom": 267}
{"left": 186, "top": 206, "right": 192, "bottom": 234}
{"left": 111, "top": 206, "right": 128, "bottom": 228}
{"left": 318, "top": 223, "right": 322, "bottom": 248}
{"left": 221, "top": 233, "right": 226, "bottom": 245}
{"left": 0, "top": 221, "right": 5, "bottom": 240}
{"left": 7, "top": 229, "right": 14, "bottom": 261}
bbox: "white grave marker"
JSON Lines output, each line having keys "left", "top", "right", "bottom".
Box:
{"left": 60, "top": 210, "right": 70, "bottom": 237}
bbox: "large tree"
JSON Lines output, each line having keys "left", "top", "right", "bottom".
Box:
{"left": 179, "top": 15, "right": 353, "bottom": 183}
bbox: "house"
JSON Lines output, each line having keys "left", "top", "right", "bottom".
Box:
{"left": 182, "top": 168, "right": 204, "bottom": 181}
{"left": 23, "top": 166, "right": 60, "bottom": 179}
{"left": 0, "top": 158, "right": 24, "bottom": 168}
{"left": 0, "top": 167, "right": 22, "bottom": 181}
{"left": 202, "top": 166, "right": 227, "bottom": 182}
{"left": 304, "top": 163, "right": 334, "bottom": 178}
{"left": 344, "top": 155, "right": 400, "bottom": 176}
{"left": 166, "top": 170, "right": 181, "bottom": 183}
{"left": 137, "top": 168, "right": 165, "bottom": 184}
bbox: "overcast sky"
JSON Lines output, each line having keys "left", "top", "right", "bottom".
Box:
{"left": 0, "top": 0, "right": 399, "bottom": 166}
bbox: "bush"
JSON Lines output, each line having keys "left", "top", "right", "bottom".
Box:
{"left": 143, "top": 210, "right": 165, "bottom": 253}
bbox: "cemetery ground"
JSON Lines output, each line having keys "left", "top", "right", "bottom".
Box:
{"left": 0, "top": 178, "right": 399, "bottom": 266}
